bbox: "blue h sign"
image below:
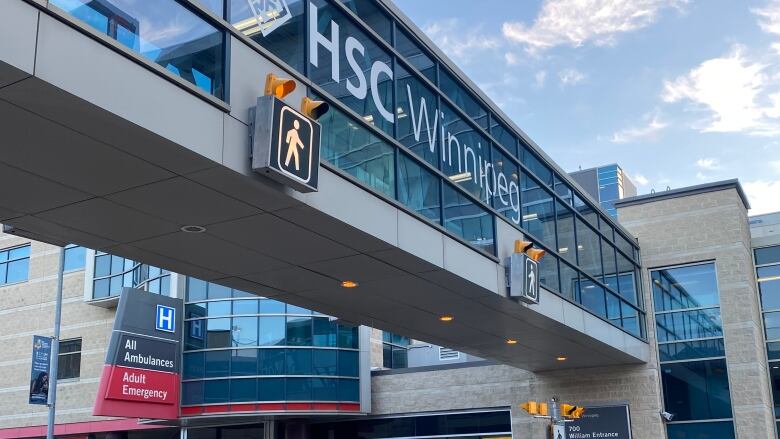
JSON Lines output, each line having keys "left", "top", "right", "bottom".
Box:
{"left": 155, "top": 305, "right": 175, "bottom": 333}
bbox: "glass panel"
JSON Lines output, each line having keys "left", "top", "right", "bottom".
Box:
{"left": 260, "top": 299, "right": 286, "bottom": 314}
{"left": 287, "top": 316, "right": 313, "bottom": 346}
{"left": 312, "top": 349, "right": 338, "bottom": 375}
{"left": 258, "top": 348, "right": 285, "bottom": 375}
{"left": 0, "top": 250, "right": 7, "bottom": 263}
{"left": 606, "top": 291, "right": 621, "bottom": 326}
{"left": 208, "top": 283, "right": 231, "bottom": 299}
{"left": 312, "top": 377, "right": 339, "bottom": 401}
{"left": 232, "top": 317, "right": 258, "bottom": 347}
{"left": 258, "top": 378, "right": 284, "bottom": 401}
{"left": 621, "top": 302, "right": 640, "bottom": 337}
{"left": 442, "top": 183, "right": 495, "bottom": 255}
{"left": 259, "top": 316, "right": 286, "bottom": 346}
{"left": 286, "top": 348, "right": 312, "bottom": 375}
{"left": 93, "top": 279, "right": 109, "bottom": 299}
{"left": 655, "top": 308, "right": 723, "bottom": 342}
{"left": 772, "top": 364, "right": 780, "bottom": 416}
{"left": 208, "top": 301, "right": 231, "bottom": 317}
{"left": 756, "top": 245, "right": 780, "bottom": 265}
{"left": 187, "top": 278, "right": 208, "bottom": 301}
{"left": 319, "top": 101, "right": 395, "bottom": 197}
{"left": 5, "top": 259, "right": 29, "bottom": 284}
{"left": 230, "top": 378, "right": 257, "bottom": 402}
{"left": 758, "top": 265, "right": 780, "bottom": 310}
{"left": 579, "top": 279, "right": 606, "bottom": 318}
{"left": 652, "top": 263, "right": 719, "bottom": 311}
{"left": 183, "top": 352, "right": 204, "bottom": 379}
{"left": 666, "top": 421, "right": 734, "bottom": 439}
{"left": 659, "top": 339, "right": 726, "bottom": 362}
{"left": 309, "top": 0, "right": 394, "bottom": 134}
{"left": 341, "top": 0, "right": 392, "bottom": 43}
{"left": 8, "top": 245, "right": 30, "bottom": 259}
{"left": 559, "top": 262, "right": 578, "bottom": 302}
{"left": 391, "top": 346, "right": 407, "bottom": 369}
{"left": 490, "top": 120, "right": 516, "bottom": 154}
{"left": 231, "top": 349, "right": 258, "bottom": 376}
{"left": 395, "top": 28, "right": 435, "bottom": 81}
{"left": 573, "top": 195, "right": 598, "bottom": 227}
{"left": 233, "top": 299, "right": 258, "bottom": 315}
{"left": 617, "top": 254, "right": 637, "bottom": 304}
{"left": 63, "top": 246, "right": 86, "bottom": 271}
{"left": 440, "top": 101, "right": 490, "bottom": 202}
{"left": 182, "top": 381, "right": 204, "bottom": 405}
{"left": 539, "top": 254, "right": 559, "bottom": 293}
{"left": 195, "top": 0, "right": 223, "bottom": 18}
{"left": 229, "top": 0, "right": 304, "bottom": 71}
{"left": 439, "top": 68, "right": 487, "bottom": 128}
{"left": 95, "top": 254, "right": 111, "bottom": 277}
{"left": 338, "top": 379, "right": 359, "bottom": 402}
{"left": 204, "top": 379, "right": 229, "bottom": 403}
{"left": 397, "top": 152, "right": 441, "bottom": 224}
{"left": 338, "top": 325, "right": 358, "bottom": 349}
{"left": 51, "top": 0, "right": 225, "bottom": 98}
{"left": 207, "top": 318, "right": 231, "bottom": 349}
{"left": 521, "top": 175, "right": 555, "bottom": 248}
{"left": 576, "top": 219, "right": 602, "bottom": 279}
{"left": 491, "top": 146, "right": 521, "bottom": 225}
{"left": 204, "top": 350, "right": 230, "bottom": 378}
{"left": 616, "top": 233, "right": 636, "bottom": 261}
{"left": 286, "top": 377, "right": 311, "bottom": 401}
{"left": 287, "top": 304, "right": 310, "bottom": 314}
{"left": 556, "top": 202, "right": 576, "bottom": 264}
{"left": 602, "top": 240, "right": 618, "bottom": 292}
{"left": 769, "top": 342, "right": 780, "bottom": 360}
{"left": 338, "top": 350, "right": 359, "bottom": 377}
{"left": 554, "top": 176, "right": 572, "bottom": 205}
{"left": 518, "top": 143, "right": 552, "bottom": 186}
{"left": 661, "top": 359, "right": 732, "bottom": 421}
{"left": 396, "top": 63, "right": 439, "bottom": 168}
{"left": 765, "top": 311, "right": 780, "bottom": 340}
{"left": 313, "top": 317, "right": 338, "bottom": 347}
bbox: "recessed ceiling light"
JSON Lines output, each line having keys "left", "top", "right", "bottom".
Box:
{"left": 340, "top": 280, "right": 359, "bottom": 288}
{"left": 439, "top": 315, "right": 454, "bottom": 322}
{"left": 506, "top": 339, "right": 518, "bottom": 345}
{"left": 181, "top": 225, "right": 207, "bottom": 233}
{"left": 556, "top": 356, "right": 567, "bottom": 361}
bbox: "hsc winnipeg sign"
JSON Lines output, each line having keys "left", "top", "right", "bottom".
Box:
{"left": 93, "top": 288, "right": 183, "bottom": 420}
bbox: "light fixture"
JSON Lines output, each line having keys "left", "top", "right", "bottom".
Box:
{"left": 449, "top": 172, "right": 472, "bottom": 183}
{"left": 556, "top": 356, "right": 567, "bottom": 361}
{"left": 340, "top": 280, "right": 359, "bottom": 288}
{"left": 439, "top": 315, "right": 454, "bottom": 322}
{"left": 522, "top": 213, "right": 538, "bottom": 221}
{"left": 181, "top": 225, "right": 207, "bottom": 233}
{"left": 506, "top": 339, "right": 518, "bottom": 345}
{"left": 559, "top": 247, "right": 569, "bottom": 253}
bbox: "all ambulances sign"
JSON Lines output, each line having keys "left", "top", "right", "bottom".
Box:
{"left": 94, "top": 288, "right": 183, "bottom": 420}
{"left": 252, "top": 95, "right": 321, "bottom": 193}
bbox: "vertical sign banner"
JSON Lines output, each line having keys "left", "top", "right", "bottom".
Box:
{"left": 29, "top": 335, "right": 52, "bottom": 405}
{"left": 567, "top": 405, "right": 632, "bottom": 439}
{"left": 93, "top": 288, "right": 183, "bottom": 420}
{"left": 509, "top": 252, "right": 540, "bottom": 304}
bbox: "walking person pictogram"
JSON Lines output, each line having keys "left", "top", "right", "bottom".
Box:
{"left": 284, "top": 120, "right": 305, "bottom": 170}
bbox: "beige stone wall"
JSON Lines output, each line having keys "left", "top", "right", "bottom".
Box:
{"left": 619, "top": 188, "right": 776, "bottom": 439}
{"left": 0, "top": 234, "right": 117, "bottom": 428}
{"left": 371, "top": 363, "right": 665, "bottom": 439}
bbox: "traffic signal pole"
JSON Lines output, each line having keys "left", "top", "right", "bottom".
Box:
{"left": 520, "top": 396, "right": 585, "bottom": 439}
{"left": 46, "top": 246, "right": 65, "bottom": 439}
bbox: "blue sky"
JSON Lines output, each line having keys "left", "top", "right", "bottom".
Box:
{"left": 393, "top": 0, "right": 780, "bottom": 215}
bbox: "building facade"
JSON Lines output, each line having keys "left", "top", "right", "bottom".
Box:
{"left": 570, "top": 164, "right": 637, "bottom": 219}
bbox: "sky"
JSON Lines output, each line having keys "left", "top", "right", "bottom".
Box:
{"left": 392, "top": 0, "right": 780, "bottom": 215}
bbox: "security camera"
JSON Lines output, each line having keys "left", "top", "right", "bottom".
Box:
{"left": 661, "top": 411, "right": 674, "bottom": 422}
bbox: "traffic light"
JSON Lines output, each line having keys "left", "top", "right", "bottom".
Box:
{"left": 561, "top": 404, "right": 585, "bottom": 419}
{"left": 520, "top": 401, "right": 538, "bottom": 415}
{"left": 526, "top": 248, "right": 546, "bottom": 261}
{"left": 301, "top": 96, "right": 330, "bottom": 120}
{"left": 538, "top": 402, "right": 549, "bottom": 416}
{"left": 264, "top": 73, "right": 296, "bottom": 99}
{"left": 514, "top": 240, "right": 533, "bottom": 253}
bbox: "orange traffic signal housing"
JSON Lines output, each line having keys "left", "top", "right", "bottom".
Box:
{"left": 526, "top": 248, "right": 546, "bottom": 261}
{"left": 301, "top": 96, "right": 330, "bottom": 120}
{"left": 514, "top": 240, "right": 533, "bottom": 253}
{"left": 264, "top": 73, "right": 296, "bottom": 99}
{"left": 520, "top": 401, "right": 538, "bottom": 415}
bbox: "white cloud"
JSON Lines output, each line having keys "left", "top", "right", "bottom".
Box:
{"left": 535, "top": 70, "right": 548, "bottom": 88}
{"left": 695, "top": 171, "right": 709, "bottom": 181}
{"left": 611, "top": 113, "right": 667, "bottom": 143}
{"left": 771, "top": 160, "right": 780, "bottom": 173}
{"left": 502, "top": 0, "right": 686, "bottom": 53}
{"left": 661, "top": 46, "right": 780, "bottom": 136}
{"left": 743, "top": 180, "right": 780, "bottom": 214}
{"left": 753, "top": 1, "right": 780, "bottom": 35}
{"left": 424, "top": 19, "right": 500, "bottom": 64}
{"left": 559, "top": 68, "right": 585, "bottom": 86}
{"left": 633, "top": 174, "right": 650, "bottom": 186}
{"left": 695, "top": 157, "right": 721, "bottom": 171}
{"left": 504, "top": 52, "right": 521, "bottom": 66}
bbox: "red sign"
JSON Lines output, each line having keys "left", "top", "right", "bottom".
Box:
{"left": 105, "top": 365, "right": 177, "bottom": 405}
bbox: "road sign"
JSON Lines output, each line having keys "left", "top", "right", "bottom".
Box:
{"left": 567, "top": 405, "right": 632, "bottom": 439}
{"left": 28, "top": 335, "right": 52, "bottom": 405}
{"left": 155, "top": 304, "right": 175, "bottom": 333}
{"left": 552, "top": 423, "right": 566, "bottom": 439}
{"left": 509, "top": 252, "right": 540, "bottom": 304}
{"left": 252, "top": 95, "right": 321, "bottom": 193}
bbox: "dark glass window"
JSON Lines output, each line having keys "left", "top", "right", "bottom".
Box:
{"left": 204, "top": 379, "right": 229, "bottom": 403}
{"left": 659, "top": 339, "right": 726, "bottom": 362}
{"left": 559, "top": 262, "right": 579, "bottom": 302}
{"left": 341, "top": 0, "right": 392, "bottom": 43}
{"left": 57, "top": 338, "right": 82, "bottom": 380}
{"left": 765, "top": 311, "right": 780, "bottom": 340}
{"left": 319, "top": 101, "right": 396, "bottom": 198}
{"left": 655, "top": 308, "right": 723, "bottom": 343}
{"left": 338, "top": 378, "right": 360, "bottom": 402}
{"left": 661, "top": 359, "right": 732, "bottom": 421}
{"left": 442, "top": 183, "right": 495, "bottom": 255}
{"left": 232, "top": 317, "right": 258, "bottom": 347}
{"left": 231, "top": 349, "right": 258, "bottom": 376}
{"left": 204, "top": 350, "right": 230, "bottom": 378}
{"left": 339, "top": 350, "right": 359, "bottom": 377}
{"left": 258, "top": 378, "right": 284, "bottom": 401}
{"left": 0, "top": 244, "right": 30, "bottom": 285}
{"left": 653, "top": 263, "right": 719, "bottom": 312}
{"left": 397, "top": 152, "right": 441, "bottom": 224}
{"left": 573, "top": 194, "right": 599, "bottom": 228}
{"left": 309, "top": 1, "right": 394, "bottom": 134}
{"left": 287, "top": 316, "right": 313, "bottom": 346}
{"left": 490, "top": 119, "right": 516, "bottom": 154}
{"left": 440, "top": 102, "right": 490, "bottom": 202}
{"left": 617, "top": 253, "right": 637, "bottom": 304}
{"left": 758, "top": 265, "right": 780, "bottom": 310}
{"left": 395, "top": 28, "right": 435, "bottom": 81}
{"left": 184, "top": 352, "right": 205, "bottom": 380}
{"left": 554, "top": 176, "right": 573, "bottom": 205}
{"left": 539, "top": 254, "right": 560, "bottom": 293}
{"left": 602, "top": 239, "right": 618, "bottom": 292}
{"left": 521, "top": 175, "right": 555, "bottom": 249}
{"left": 286, "top": 377, "right": 312, "bottom": 400}
{"left": 312, "top": 349, "right": 338, "bottom": 375}
{"left": 556, "top": 202, "right": 576, "bottom": 264}
{"left": 576, "top": 219, "right": 602, "bottom": 279}
{"left": 518, "top": 143, "right": 552, "bottom": 186}
{"left": 229, "top": 0, "right": 304, "bottom": 72}
{"left": 579, "top": 278, "right": 606, "bottom": 318}
{"left": 438, "top": 68, "right": 487, "bottom": 128}
{"left": 230, "top": 378, "right": 257, "bottom": 402}
{"left": 771, "top": 364, "right": 780, "bottom": 416}
{"left": 286, "top": 348, "right": 312, "bottom": 375}
{"left": 258, "top": 348, "right": 285, "bottom": 375}
{"left": 313, "top": 317, "right": 338, "bottom": 347}
{"left": 63, "top": 245, "right": 86, "bottom": 271}
{"left": 51, "top": 0, "right": 225, "bottom": 98}
{"left": 338, "top": 325, "right": 359, "bottom": 349}
{"left": 768, "top": 342, "right": 780, "bottom": 360}
{"left": 312, "top": 377, "right": 339, "bottom": 401}
{"left": 396, "top": 64, "right": 439, "bottom": 167}
{"left": 666, "top": 421, "right": 734, "bottom": 439}
{"left": 756, "top": 245, "right": 780, "bottom": 266}
{"left": 616, "top": 233, "right": 636, "bottom": 262}
{"left": 182, "top": 381, "right": 204, "bottom": 405}
{"left": 207, "top": 318, "right": 231, "bottom": 348}
{"left": 491, "top": 146, "right": 520, "bottom": 225}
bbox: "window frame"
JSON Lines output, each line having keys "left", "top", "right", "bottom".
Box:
{"left": 57, "top": 338, "right": 83, "bottom": 381}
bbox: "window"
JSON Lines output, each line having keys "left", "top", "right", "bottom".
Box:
{"left": 0, "top": 244, "right": 30, "bottom": 285}
{"left": 666, "top": 421, "right": 734, "bottom": 439}
{"left": 661, "top": 359, "right": 733, "bottom": 421}
{"left": 57, "top": 338, "right": 82, "bottom": 380}
{"left": 397, "top": 153, "right": 441, "bottom": 224}
{"left": 442, "top": 183, "right": 495, "bottom": 255}
{"left": 396, "top": 64, "right": 439, "bottom": 168}
{"left": 382, "top": 332, "right": 410, "bottom": 369}
{"left": 439, "top": 68, "right": 488, "bottom": 128}
{"left": 439, "top": 347, "right": 460, "bottom": 360}
{"left": 92, "top": 252, "right": 170, "bottom": 299}
{"left": 653, "top": 263, "right": 720, "bottom": 312}
{"left": 395, "top": 28, "right": 435, "bottom": 82}
{"left": 51, "top": 0, "right": 225, "bottom": 99}
{"left": 63, "top": 245, "right": 86, "bottom": 272}
{"left": 756, "top": 245, "right": 780, "bottom": 266}
{"left": 521, "top": 175, "right": 555, "bottom": 249}
{"left": 229, "top": 0, "right": 304, "bottom": 72}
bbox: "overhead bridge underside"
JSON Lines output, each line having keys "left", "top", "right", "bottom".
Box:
{"left": 0, "top": 0, "right": 648, "bottom": 371}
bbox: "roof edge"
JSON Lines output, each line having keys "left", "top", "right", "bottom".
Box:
{"left": 614, "top": 179, "right": 750, "bottom": 210}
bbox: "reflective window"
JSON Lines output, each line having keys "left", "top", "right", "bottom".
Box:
{"left": 666, "top": 421, "right": 734, "bottom": 439}
{"left": 319, "top": 101, "right": 395, "bottom": 197}
{"left": 0, "top": 244, "right": 30, "bottom": 286}
{"left": 439, "top": 68, "right": 488, "bottom": 128}
{"left": 554, "top": 176, "right": 573, "bottom": 205}
{"left": 204, "top": 350, "right": 230, "bottom": 378}
{"left": 229, "top": 0, "right": 304, "bottom": 72}
{"left": 341, "top": 0, "right": 392, "bottom": 43}
{"left": 758, "top": 265, "right": 780, "bottom": 310}
{"left": 771, "top": 364, "right": 780, "bottom": 416}
{"left": 195, "top": 0, "right": 223, "bottom": 17}
{"left": 602, "top": 240, "right": 618, "bottom": 292}
{"left": 259, "top": 316, "right": 286, "bottom": 346}
{"left": 312, "top": 377, "right": 339, "bottom": 401}
{"left": 490, "top": 119, "right": 516, "bottom": 155}
{"left": 313, "top": 349, "right": 338, "bottom": 375}
{"left": 766, "top": 312, "right": 780, "bottom": 340}
{"left": 286, "top": 348, "right": 312, "bottom": 374}
{"left": 756, "top": 245, "right": 780, "bottom": 266}
{"left": 287, "top": 316, "right": 313, "bottom": 346}
{"left": 768, "top": 342, "right": 780, "bottom": 360}
{"left": 441, "top": 102, "right": 490, "bottom": 202}
{"left": 442, "top": 183, "right": 495, "bottom": 255}
{"left": 518, "top": 143, "right": 552, "bottom": 186}
{"left": 309, "top": 0, "right": 394, "bottom": 134}
{"left": 204, "top": 379, "right": 229, "bottom": 403}
{"left": 232, "top": 317, "right": 258, "bottom": 347}
{"left": 395, "top": 28, "right": 435, "bottom": 82}
{"left": 63, "top": 245, "right": 86, "bottom": 272}
{"left": 51, "top": 0, "right": 225, "bottom": 98}
{"left": 652, "top": 263, "right": 719, "bottom": 312}
{"left": 230, "top": 378, "right": 257, "bottom": 402}
{"left": 57, "top": 338, "right": 82, "bottom": 380}
{"left": 655, "top": 308, "right": 723, "bottom": 343}
{"left": 539, "top": 254, "right": 560, "bottom": 293}
{"left": 661, "top": 359, "right": 732, "bottom": 421}
{"left": 556, "top": 202, "right": 576, "bottom": 265}
{"left": 521, "top": 175, "right": 555, "bottom": 249}
{"left": 573, "top": 194, "right": 599, "bottom": 228}
{"left": 397, "top": 152, "right": 441, "bottom": 224}
{"left": 396, "top": 64, "right": 439, "bottom": 167}
{"left": 490, "top": 146, "right": 520, "bottom": 225}
{"left": 576, "top": 219, "right": 602, "bottom": 279}
{"left": 231, "top": 349, "right": 257, "bottom": 376}
{"left": 559, "top": 262, "right": 579, "bottom": 302}
{"left": 93, "top": 252, "right": 169, "bottom": 299}
{"left": 579, "top": 278, "right": 606, "bottom": 318}
{"left": 313, "top": 317, "right": 338, "bottom": 347}
{"left": 258, "top": 349, "right": 285, "bottom": 375}
{"left": 258, "top": 378, "right": 285, "bottom": 401}
{"left": 659, "top": 339, "right": 726, "bottom": 362}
